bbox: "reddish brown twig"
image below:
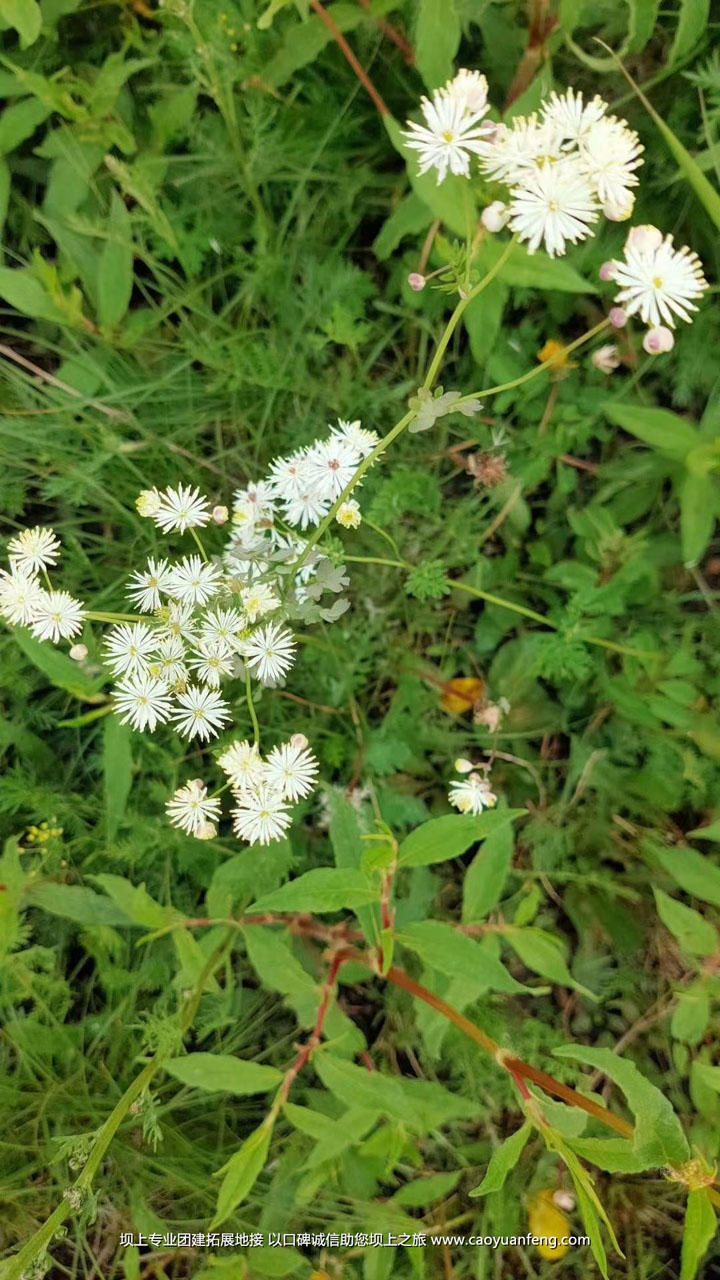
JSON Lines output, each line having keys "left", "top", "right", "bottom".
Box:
{"left": 310, "top": 0, "right": 390, "bottom": 116}
{"left": 358, "top": 0, "right": 414, "bottom": 63}
{"left": 279, "top": 948, "right": 349, "bottom": 1103}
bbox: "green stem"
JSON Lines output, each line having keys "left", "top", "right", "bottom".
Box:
{"left": 86, "top": 611, "right": 146, "bottom": 624}
{"left": 245, "top": 667, "right": 261, "bottom": 746}
{"left": 454, "top": 317, "right": 613, "bottom": 410}
{"left": 190, "top": 527, "right": 209, "bottom": 563}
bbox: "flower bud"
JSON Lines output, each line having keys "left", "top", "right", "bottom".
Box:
{"left": 195, "top": 820, "right": 218, "bottom": 840}
{"left": 454, "top": 757, "right": 475, "bottom": 774}
{"left": 591, "top": 344, "right": 620, "bottom": 374}
{"left": 603, "top": 195, "right": 634, "bottom": 222}
{"left": 481, "top": 201, "right": 510, "bottom": 233}
{"left": 608, "top": 307, "right": 628, "bottom": 328}
{"left": 407, "top": 272, "right": 426, "bottom": 292}
{"left": 291, "top": 733, "right": 309, "bottom": 749}
{"left": 625, "top": 224, "right": 663, "bottom": 253}
{"left": 599, "top": 261, "right": 616, "bottom": 282}
{"left": 336, "top": 499, "right": 362, "bottom": 529}
{"left": 553, "top": 1190, "right": 576, "bottom": 1211}
{"left": 212, "top": 504, "right": 229, "bottom": 525}
{"left": 69, "top": 643, "right": 88, "bottom": 661}
{"left": 643, "top": 325, "right": 674, "bottom": 354}
{"left": 135, "top": 488, "right": 162, "bottom": 518}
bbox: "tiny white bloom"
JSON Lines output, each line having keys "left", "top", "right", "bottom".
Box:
{"left": 114, "top": 673, "right": 174, "bottom": 732}
{"left": 611, "top": 231, "right": 708, "bottom": 328}
{"left": 165, "top": 555, "right": 222, "bottom": 606}
{"left": 336, "top": 499, "right": 362, "bottom": 530}
{"left": 126, "top": 557, "right": 173, "bottom": 612}
{"left": 304, "top": 437, "right": 360, "bottom": 502}
{"left": 265, "top": 739, "right": 319, "bottom": 801}
{"left": 267, "top": 449, "right": 310, "bottom": 500}
{"left": 159, "top": 600, "right": 199, "bottom": 644}
{"left": 403, "top": 89, "right": 494, "bottom": 184}
{"left": 332, "top": 420, "right": 379, "bottom": 458}
{"left": 476, "top": 114, "right": 562, "bottom": 184}
{"left": 136, "top": 487, "right": 163, "bottom": 518}
{"left": 240, "top": 582, "right": 280, "bottom": 623}
{"left": 166, "top": 778, "right": 222, "bottom": 836}
{"left": 625, "top": 225, "right": 664, "bottom": 254}
{"left": 233, "top": 481, "right": 276, "bottom": 523}
{"left": 481, "top": 200, "right": 510, "bottom": 232}
{"left": 602, "top": 193, "right": 635, "bottom": 222}
{"left": 591, "top": 344, "right": 621, "bottom": 373}
{"left": 443, "top": 68, "right": 489, "bottom": 114}
{"left": 150, "top": 634, "right": 189, "bottom": 686}
{"left": 0, "top": 569, "right": 44, "bottom": 626}
{"left": 200, "top": 605, "right": 246, "bottom": 650}
{"left": 30, "top": 590, "right": 86, "bottom": 643}
{"left": 508, "top": 157, "right": 598, "bottom": 257}
{"left": 578, "top": 116, "right": 643, "bottom": 207}
{"left": 103, "top": 623, "right": 156, "bottom": 677}
{"left": 541, "top": 88, "right": 607, "bottom": 145}
{"left": 152, "top": 484, "right": 211, "bottom": 535}
{"left": 172, "top": 685, "right": 231, "bottom": 740}
{"left": 281, "top": 488, "right": 331, "bottom": 530}
{"left": 217, "top": 738, "right": 267, "bottom": 790}
{"left": 7, "top": 526, "right": 61, "bottom": 574}
{"left": 212, "top": 505, "right": 229, "bottom": 525}
{"left": 448, "top": 772, "right": 497, "bottom": 814}
{"left": 232, "top": 782, "right": 292, "bottom": 845}
{"left": 240, "top": 623, "right": 296, "bottom": 684}
{"left": 454, "top": 757, "right": 475, "bottom": 774}
{"left": 188, "top": 638, "right": 235, "bottom": 687}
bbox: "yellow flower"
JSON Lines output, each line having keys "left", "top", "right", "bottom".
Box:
{"left": 528, "top": 1189, "right": 571, "bottom": 1259}
{"left": 537, "top": 339, "right": 577, "bottom": 378}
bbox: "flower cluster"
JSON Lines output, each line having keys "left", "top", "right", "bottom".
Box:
{"left": 188, "top": 733, "right": 319, "bottom": 846}
{"left": 600, "top": 224, "right": 709, "bottom": 354}
{"left": 0, "top": 527, "right": 85, "bottom": 641}
{"left": 448, "top": 758, "right": 497, "bottom": 815}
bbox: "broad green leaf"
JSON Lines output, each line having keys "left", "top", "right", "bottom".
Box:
{"left": 326, "top": 787, "right": 380, "bottom": 945}
{"left": 688, "top": 819, "right": 720, "bottom": 842}
{"left": 25, "top": 881, "right": 132, "bottom": 927}
{"left": 463, "top": 279, "right": 509, "bottom": 366}
{"left": 263, "top": 3, "right": 364, "bottom": 87}
{"left": 680, "top": 1189, "right": 717, "bottom": 1280}
{"left": 469, "top": 1121, "right": 531, "bottom": 1196}
{"left": 671, "top": 0, "right": 710, "bottom": 64}
{"left": 0, "top": 98, "right": 50, "bottom": 154}
{"left": 691, "top": 1062, "right": 720, "bottom": 1094}
{"left": 373, "top": 193, "right": 432, "bottom": 260}
{"left": 414, "top": 0, "right": 460, "bottom": 90}
{"left": 284, "top": 1102, "right": 378, "bottom": 1165}
{"left": 247, "top": 867, "right": 378, "bottom": 915}
{"left": 399, "top": 920, "right": 529, "bottom": 993}
{"left": 384, "top": 116, "right": 477, "bottom": 238}
{"left": 604, "top": 403, "right": 700, "bottom": 460}
{"left": 475, "top": 235, "right": 595, "bottom": 293}
{"left": 542, "top": 1129, "right": 622, "bottom": 1277}
{"left": 243, "top": 925, "right": 317, "bottom": 1005}
{"left": 166, "top": 1053, "right": 282, "bottom": 1094}
{"left": 392, "top": 1169, "right": 461, "bottom": 1207}
{"left": 397, "top": 809, "right": 524, "bottom": 868}
{"left": 0, "top": 0, "right": 42, "bottom": 45}
{"left": 462, "top": 818, "right": 514, "bottom": 921}
{"left": 91, "top": 873, "right": 177, "bottom": 929}
{"left": 649, "top": 842, "right": 720, "bottom": 909}
{"left": 97, "top": 191, "right": 133, "bottom": 331}
{"left": 0, "top": 265, "right": 61, "bottom": 320}
{"left": 103, "top": 715, "right": 132, "bottom": 841}
{"left": 211, "top": 1116, "right": 274, "bottom": 1227}
{"left": 502, "top": 926, "right": 597, "bottom": 999}
{"left": 567, "top": 1136, "right": 649, "bottom": 1173}
{"left": 554, "top": 1044, "right": 690, "bottom": 1166}
{"left": 653, "top": 889, "right": 717, "bottom": 958}
{"left": 679, "top": 474, "right": 716, "bottom": 566}
{"left": 671, "top": 985, "right": 710, "bottom": 1045}
{"left": 315, "top": 1054, "right": 476, "bottom": 1132}
{"left": 627, "top": 0, "right": 660, "bottom": 51}
{"left": 12, "top": 628, "right": 106, "bottom": 701}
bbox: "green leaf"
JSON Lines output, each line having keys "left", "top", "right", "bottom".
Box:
{"left": 463, "top": 279, "right": 509, "bottom": 366}
{"left": 687, "top": 820, "right": 720, "bottom": 842}
{"left": 671, "top": 0, "right": 710, "bottom": 63}
{"left": 90, "top": 873, "right": 177, "bottom": 929}
{"left": 627, "top": 0, "right": 660, "bottom": 51}
{"left": 553, "top": 1044, "right": 690, "bottom": 1166}
{"left": 384, "top": 115, "right": 477, "bottom": 238}
{"left": 414, "top": 0, "right": 460, "bottom": 90}
{"left": 475, "top": 235, "right": 596, "bottom": 293}
{"left": 603, "top": 403, "right": 700, "bottom": 460}
{"left": 650, "top": 842, "right": 720, "bottom": 909}
{"left": 25, "top": 881, "right": 133, "bottom": 927}
{"left": 0, "top": 265, "right": 61, "bottom": 320}
{"left": 653, "top": 888, "right": 717, "bottom": 958}
{"left": 263, "top": 3, "right": 364, "bottom": 87}
{"left": 0, "top": 98, "right": 50, "bottom": 154}
{"left": 247, "top": 867, "right": 379, "bottom": 915}
{"left": 691, "top": 1062, "right": 720, "bottom": 1094}
{"left": 103, "top": 715, "right": 132, "bottom": 841}
{"left": 567, "top": 1135, "right": 649, "bottom": 1173}
{"left": 97, "top": 191, "right": 133, "bottom": 331}
{"left": 211, "top": 1116, "right": 274, "bottom": 1227}
{"left": 671, "top": 984, "right": 710, "bottom": 1045}
{"left": 243, "top": 925, "right": 317, "bottom": 1005}
{"left": 681, "top": 1188, "right": 717, "bottom": 1280}
{"left": 470, "top": 1121, "right": 531, "bottom": 1196}
{"left": 373, "top": 193, "right": 432, "bottom": 260}
{"left": 0, "top": 0, "right": 42, "bottom": 45}
{"left": 679, "top": 474, "right": 716, "bottom": 567}
{"left": 462, "top": 818, "right": 514, "bottom": 921}
{"left": 397, "top": 809, "right": 524, "bottom": 868}
{"left": 326, "top": 787, "right": 380, "bottom": 945}
{"left": 392, "top": 1169, "right": 462, "bottom": 1207}
{"left": 502, "top": 926, "right": 597, "bottom": 999}
{"left": 166, "top": 1053, "right": 282, "bottom": 1095}
{"left": 399, "top": 920, "right": 529, "bottom": 994}
{"left": 315, "top": 1054, "right": 476, "bottom": 1132}
{"left": 12, "top": 628, "right": 106, "bottom": 701}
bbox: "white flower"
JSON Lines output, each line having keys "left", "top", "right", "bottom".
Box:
{"left": 444, "top": 68, "right": 489, "bottom": 114}
{"left": 200, "top": 605, "right": 246, "bottom": 650}
{"left": 232, "top": 782, "right": 292, "bottom": 846}
{"left": 336, "top": 500, "right": 362, "bottom": 530}
{"left": 165, "top": 555, "right": 222, "bottom": 606}
{"left": 304, "top": 437, "right": 360, "bottom": 502}
{"left": 591, "top": 344, "right": 621, "bottom": 373}
{"left": 265, "top": 737, "right": 318, "bottom": 801}
{"left": 578, "top": 116, "right": 643, "bottom": 207}
{"left": 233, "top": 481, "right": 276, "bottom": 524}
{"left": 7, "top": 526, "right": 61, "bottom": 574}
{"left": 136, "top": 487, "right": 163, "bottom": 518}
{"left": 172, "top": 685, "right": 231, "bottom": 740}
{"left": 0, "top": 569, "right": 44, "bottom": 626}
{"left": 217, "top": 738, "right": 266, "bottom": 790}
{"left": 30, "top": 590, "right": 86, "bottom": 643}
{"left": 332, "top": 420, "right": 379, "bottom": 458}
{"left": 149, "top": 634, "right": 188, "bottom": 685}
{"left": 114, "top": 673, "right": 174, "bottom": 732}
{"left": 166, "top": 778, "right": 222, "bottom": 836}
{"left": 541, "top": 88, "right": 607, "bottom": 145}
{"left": 611, "top": 231, "right": 708, "bottom": 328}
{"left": 103, "top": 623, "right": 156, "bottom": 677}
{"left": 481, "top": 200, "right": 510, "bottom": 232}
{"left": 151, "top": 485, "right": 211, "bottom": 535}
{"left": 188, "top": 639, "right": 236, "bottom": 687}
{"left": 448, "top": 772, "right": 497, "bottom": 814}
{"left": 267, "top": 449, "right": 310, "bottom": 500}
{"left": 281, "top": 489, "right": 330, "bottom": 531}
{"left": 240, "top": 623, "right": 296, "bottom": 684}
{"left": 508, "top": 158, "right": 598, "bottom": 257}
{"left": 240, "top": 582, "right": 280, "bottom": 623}
{"left": 403, "top": 89, "right": 493, "bottom": 184}
{"left": 126, "top": 557, "right": 173, "bottom": 612}
{"left": 158, "top": 601, "right": 199, "bottom": 645}
{"left": 476, "top": 115, "right": 562, "bottom": 184}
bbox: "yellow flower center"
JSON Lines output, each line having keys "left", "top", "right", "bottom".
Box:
{"left": 442, "top": 130, "right": 454, "bottom": 143}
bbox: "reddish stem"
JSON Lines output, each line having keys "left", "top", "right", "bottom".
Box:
{"left": 357, "top": 0, "right": 414, "bottom": 63}
{"left": 279, "top": 949, "right": 349, "bottom": 1103}
{"left": 309, "top": 0, "right": 390, "bottom": 116}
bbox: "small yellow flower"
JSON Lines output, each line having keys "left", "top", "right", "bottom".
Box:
{"left": 537, "top": 339, "right": 577, "bottom": 378}
{"left": 528, "top": 1189, "right": 571, "bottom": 1258}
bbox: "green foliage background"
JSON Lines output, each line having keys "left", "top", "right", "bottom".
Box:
{"left": 1, "top": 0, "right": 720, "bottom": 1275}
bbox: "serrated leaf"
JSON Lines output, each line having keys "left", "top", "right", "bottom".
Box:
{"left": 554, "top": 1044, "right": 690, "bottom": 1166}
{"left": 397, "top": 809, "right": 524, "bottom": 868}
{"left": 103, "top": 714, "right": 132, "bottom": 841}
{"left": 475, "top": 235, "right": 595, "bottom": 293}
{"left": 315, "top": 1054, "right": 476, "bottom": 1132}
{"left": 681, "top": 1188, "right": 717, "bottom": 1280}
{"left": 90, "top": 873, "right": 178, "bottom": 929}
{"left": 166, "top": 1053, "right": 282, "bottom": 1095}
{"left": 470, "top": 1121, "right": 531, "bottom": 1196}
{"left": 247, "top": 867, "right": 378, "bottom": 915}
{"left": 25, "top": 881, "right": 133, "bottom": 927}
{"left": 399, "top": 920, "right": 529, "bottom": 994}
{"left": 567, "top": 1135, "right": 649, "bottom": 1173}
{"left": 502, "top": 926, "right": 597, "bottom": 999}
{"left": 653, "top": 888, "right": 717, "bottom": 958}
{"left": 97, "top": 190, "right": 133, "bottom": 330}
{"left": 211, "top": 1116, "right": 274, "bottom": 1226}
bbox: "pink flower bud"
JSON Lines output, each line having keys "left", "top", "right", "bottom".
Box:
{"left": 291, "top": 733, "right": 309, "bottom": 749}
{"left": 643, "top": 325, "right": 674, "bottom": 354}
{"left": 603, "top": 195, "right": 634, "bottom": 222}
{"left": 608, "top": 307, "right": 628, "bottom": 328}
{"left": 408, "top": 273, "right": 426, "bottom": 292}
{"left": 212, "top": 505, "right": 229, "bottom": 525}
{"left": 69, "top": 643, "right": 88, "bottom": 661}
{"left": 481, "top": 201, "right": 510, "bottom": 233}
{"left": 625, "top": 224, "right": 663, "bottom": 254}
{"left": 599, "top": 261, "right": 616, "bottom": 282}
